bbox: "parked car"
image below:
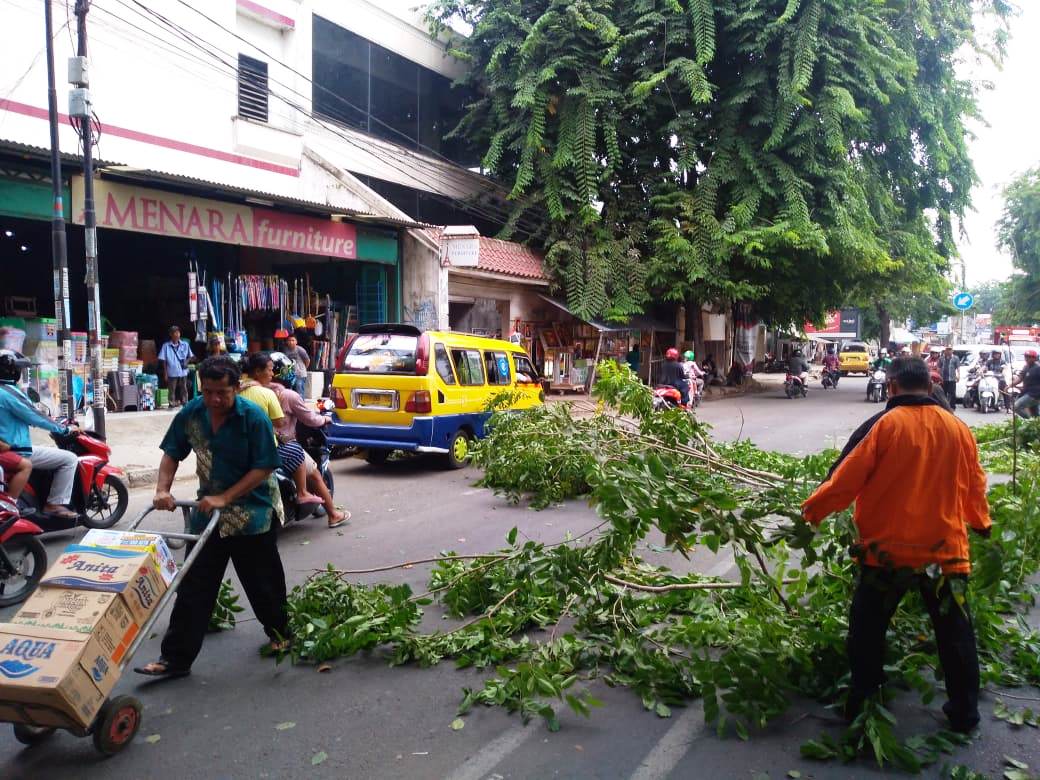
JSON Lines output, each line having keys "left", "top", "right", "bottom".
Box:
{"left": 328, "top": 324, "right": 543, "bottom": 469}
{"left": 839, "top": 341, "right": 871, "bottom": 376}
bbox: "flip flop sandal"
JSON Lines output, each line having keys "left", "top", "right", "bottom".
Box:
{"left": 44, "top": 507, "right": 81, "bottom": 522}
{"left": 328, "top": 510, "right": 351, "bottom": 529}
{"left": 259, "top": 640, "right": 292, "bottom": 657}
{"left": 133, "top": 660, "right": 191, "bottom": 679}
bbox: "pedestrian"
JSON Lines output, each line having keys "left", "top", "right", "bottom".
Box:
{"left": 134, "top": 356, "right": 290, "bottom": 679}
{"left": 158, "top": 326, "right": 193, "bottom": 407}
{"left": 938, "top": 346, "right": 960, "bottom": 409}
{"left": 284, "top": 335, "right": 310, "bottom": 397}
{"left": 802, "top": 356, "right": 991, "bottom": 733}
{"left": 1011, "top": 348, "right": 1040, "bottom": 418}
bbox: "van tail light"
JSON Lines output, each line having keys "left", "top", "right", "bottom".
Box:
{"left": 406, "top": 390, "right": 432, "bottom": 414}
{"left": 331, "top": 387, "right": 348, "bottom": 409}
{"left": 415, "top": 333, "right": 430, "bottom": 376}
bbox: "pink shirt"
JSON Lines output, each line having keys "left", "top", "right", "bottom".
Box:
{"left": 270, "top": 383, "right": 326, "bottom": 442}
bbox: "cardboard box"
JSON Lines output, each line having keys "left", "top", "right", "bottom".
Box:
{"left": 12, "top": 588, "right": 140, "bottom": 665}
{"left": 80, "top": 529, "right": 178, "bottom": 586}
{"left": 41, "top": 545, "right": 167, "bottom": 625}
{"left": 0, "top": 624, "right": 118, "bottom": 728}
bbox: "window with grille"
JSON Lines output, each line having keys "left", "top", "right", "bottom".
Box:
{"left": 237, "top": 54, "right": 268, "bottom": 122}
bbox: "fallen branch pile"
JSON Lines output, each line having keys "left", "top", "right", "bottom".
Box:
{"left": 279, "top": 363, "right": 1040, "bottom": 774}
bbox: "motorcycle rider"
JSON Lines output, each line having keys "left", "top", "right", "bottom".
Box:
{"left": 1011, "top": 349, "right": 1040, "bottom": 418}
{"left": 822, "top": 346, "right": 840, "bottom": 386}
{"left": 265, "top": 352, "right": 348, "bottom": 529}
{"left": 985, "top": 349, "right": 1010, "bottom": 411}
{"left": 0, "top": 349, "right": 79, "bottom": 521}
{"left": 868, "top": 349, "right": 891, "bottom": 401}
{"left": 660, "top": 348, "right": 690, "bottom": 406}
{"left": 788, "top": 348, "right": 810, "bottom": 388}
{"left": 682, "top": 350, "right": 705, "bottom": 401}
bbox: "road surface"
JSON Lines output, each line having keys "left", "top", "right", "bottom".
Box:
{"left": 1, "top": 380, "right": 1035, "bottom": 779}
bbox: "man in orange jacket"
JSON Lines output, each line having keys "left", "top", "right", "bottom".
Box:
{"left": 802, "top": 356, "right": 991, "bottom": 732}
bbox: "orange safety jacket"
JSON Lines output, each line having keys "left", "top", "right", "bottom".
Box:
{"left": 802, "top": 395, "right": 991, "bottom": 574}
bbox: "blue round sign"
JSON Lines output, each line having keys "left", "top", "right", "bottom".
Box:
{"left": 953, "top": 292, "right": 974, "bottom": 311}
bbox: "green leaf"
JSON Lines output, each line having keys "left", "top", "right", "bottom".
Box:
{"left": 654, "top": 702, "right": 672, "bottom": 718}
{"left": 144, "top": 734, "right": 161, "bottom": 744}
{"left": 311, "top": 751, "right": 328, "bottom": 766}
{"left": 275, "top": 722, "right": 296, "bottom": 731}
{"left": 507, "top": 527, "right": 518, "bottom": 545}
{"left": 450, "top": 718, "right": 466, "bottom": 731}
{"left": 1004, "top": 756, "right": 1029, "bottom": 769}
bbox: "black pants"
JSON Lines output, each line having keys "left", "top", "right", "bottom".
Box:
{"left": 161, "top": 522, "right": 289, "bottom": 669}
{"left": 942, "top": 380, "right": 957, "bottom": 408}
{"left": 847, "top": 566, "right": 979, "bottom": 729}
{"left": 168, "top": 376, "right": 188, "bottom": 406}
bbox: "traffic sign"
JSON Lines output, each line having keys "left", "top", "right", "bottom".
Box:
{"left": 953, "top": 292, "right": 974, "bottom": 311}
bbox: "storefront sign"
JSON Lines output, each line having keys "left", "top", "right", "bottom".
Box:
{"left": 804, "top": 308, "right": 860, "bottom": 338}
{"left": 71, "top": 177, "right": 357, "bottom": 260}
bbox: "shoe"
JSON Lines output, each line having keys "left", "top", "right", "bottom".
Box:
{"left": 942, "top": 701, "right": 980, "bottom": 734}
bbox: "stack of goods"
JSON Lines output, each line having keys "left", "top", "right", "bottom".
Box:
{"left": 137, "top": 379, "right": 156, "bottom": 411}
{"left": 108, "top": 332, "right": 139, "bottom": 371}
{"left": 102, "top": 349, "right": 120, "bottom": 374}
{"left": 0, "top": 533, "right": 173, "bottom": 730}
{"left": 0, "top": 318, "right": 26, "bottom": 352}
{"left": 71, "top": 332, "right": 88, "bottom": 364}
{"left": 22, "top": 318, "right": 58, "bottom": 366}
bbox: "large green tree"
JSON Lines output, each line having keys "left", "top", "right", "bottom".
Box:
{"left": 998, "top": 168, "right": 1040, "bottom": 324}
{"left": 429, "top": 0, "right": 1009, "bottom": 325}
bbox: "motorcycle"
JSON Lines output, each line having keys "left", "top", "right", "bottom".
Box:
{"left": 19, "top": 424, "right": 128, "bottom": 532}
{"left": 653, "top": 385, "right": 690, "bottom": 411}
{"left": 866, "top": 369, "right": 888, "bottom": 403}
{"left": 784, "top": 373, "right": 808, "bottom": 399}
{"left": 820, "top": 368, "right": 840, "bottom": 389}
{"left": 963, "top": 367, "right": 981, "bottom": 410}
{"left": 276, "top": 400, "right": 335, "bottom": 526}
{"left": 0, "top": 486, "right": 46, "bottom": 607}
{"left": 976, "top": 371, "right": 1000, "bottom": 414}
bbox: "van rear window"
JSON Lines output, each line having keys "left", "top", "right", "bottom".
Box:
{"left": 342, "top": 334, "right": 417, "bottom": 374}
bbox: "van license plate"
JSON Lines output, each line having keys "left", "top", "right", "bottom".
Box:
{"left": 358, "top": 392, "right": 393, "bottom": 408}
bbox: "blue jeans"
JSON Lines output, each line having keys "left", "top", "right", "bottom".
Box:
{"left": 1015, "top": 392, "right": 1038, "bottom": 417}
{"left": 673, "top": 379, "right": 690, "bottom": 406}
{"left": 293, "top": 377, "right": 307, "bottom": 397}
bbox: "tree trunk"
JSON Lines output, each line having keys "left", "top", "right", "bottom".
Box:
{"left": 877, "top": 303, "right": 891, "bottom": 349}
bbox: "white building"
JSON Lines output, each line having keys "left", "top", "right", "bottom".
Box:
{"left": 0, "top": 0, "right": 517, "bottom": 354}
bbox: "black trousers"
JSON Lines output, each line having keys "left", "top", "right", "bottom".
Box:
{"left": 848, "top": 566, "right": 979, "bottom": 729}
{"left": 168, "top": 376, "right": 188, "bottom": 406}
{"left": 942, "top": 380, "right": 958, "bottom": 408}
{"left": 161, "top": 522, "right": 289, "bottom": 669}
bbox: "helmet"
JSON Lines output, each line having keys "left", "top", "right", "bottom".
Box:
{"left": 0, "top": 349, "right": 30, "bottom": 382}
{"left": 665, "top": 348, "right": 679, "bottom": 360}
{"left": 880, "top": 348, "right": 888, "bottom": 356}
{"left": 683, "top": 350, "right": 695, "bottom": 361}
{"left": 1026, "top": 349, "right": 1039, "bottom": 360}
{"left": 269, "top": 351, "right": 297, "bottom": 388}
{"left": 900, "top": 347, "right": 911, "bottom": 355}
{"left": 991, "top": 349, "right": 1001, "bottom": 355}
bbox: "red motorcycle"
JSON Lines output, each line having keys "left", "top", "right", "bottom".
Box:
{"left": 653, "top": 385, "right": 695, "bottom": 411}
{"left": 19, "top": 426, "right": 128, "bottom": 532}
{"left": 0, "top": 489, "right": 46, "bottom": 607}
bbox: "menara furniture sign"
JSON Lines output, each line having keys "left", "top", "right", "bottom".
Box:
{"left": 71, "top": 177, "right": 357, "bottom": 260}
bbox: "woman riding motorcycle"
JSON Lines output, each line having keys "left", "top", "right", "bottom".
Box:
{"left": 660, "top": 348, "right": 690, "bottom": 406}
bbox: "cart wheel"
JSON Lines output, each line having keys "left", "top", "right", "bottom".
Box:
{"left": 92, "top": 695, "right": 142, "bottom": 756}
{"left": 12, "top": 723, "right": 56, "bottom": 745}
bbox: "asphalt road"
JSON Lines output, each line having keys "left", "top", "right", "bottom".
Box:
{"left": 1, "top": 381, "right": 1036, "bottom": 779}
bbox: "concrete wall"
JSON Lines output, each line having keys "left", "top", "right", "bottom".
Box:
{"left": 448, "top": 274, "right": 554, "bottom": 336}
{"left": 401, "top": 231, "right": 447, "bottom": 331}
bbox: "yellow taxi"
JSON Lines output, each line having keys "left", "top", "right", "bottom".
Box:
{"left": 328, "top": 324, "right": 543, "bottom": 468}
{"left": 838, "top": 341, "right": 871, "bottom": 375}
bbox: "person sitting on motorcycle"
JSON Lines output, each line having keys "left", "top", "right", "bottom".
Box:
{"left": 660, "top": 348, "right": 690, "bottom": 406}
{"left": 985, "top": 349, "right": 1010, "bottom": 410}
{"left": 682, "top": 350, "right": 704, "bottom": 399}
{"left": 1011, "top": 349, "right": 1040, "bottom": 418}
{"left": 0, "top": 350, "right": 79, "bottom": 520}
{"left": 822, "top": 346, "right": 840, "bottom": 385}
{"left": 265, "top": 352, "right": 348, "bottom": 529}
{"left": 0, "top": 436, "right": 32, "bottom": 499}
{"left": 872, "top": 349, "right": 892, "bottom": 371}
{"left": 788, "top": 349, "right": 809, "bottom": 384}
{"left": 240, "top": 352, "right": 322, "bottom": 510}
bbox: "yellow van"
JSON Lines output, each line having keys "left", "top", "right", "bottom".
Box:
{"left": 328, "top": 324, "right": 543, "bottom": 468}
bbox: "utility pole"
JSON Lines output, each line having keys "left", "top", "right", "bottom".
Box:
{"left": 44, "top": 0, "right": 75, "bottom": 420}
{"left": 72, "top": 0, "right": 105, "bottom": 437}
{"left": 960, "top": 262, "right": 967, "bottom": 343}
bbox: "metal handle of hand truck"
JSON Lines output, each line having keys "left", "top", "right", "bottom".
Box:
{"left": 127, "top": 500, "right": 207, "bottom": 542}
{"left": 118, "top": 503, "right": 222, "bottom": 673}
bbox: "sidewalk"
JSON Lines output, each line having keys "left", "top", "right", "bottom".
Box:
{"left": 30, "top": 408, "right": 194, "bottom": 488}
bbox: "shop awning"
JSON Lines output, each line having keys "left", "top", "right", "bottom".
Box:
{"left": 537, "top": 295, "right": 674, "bottom": 333}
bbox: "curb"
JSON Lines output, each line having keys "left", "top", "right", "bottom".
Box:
{"left": 124, "top": 469, "right": 195, "bottom": 489}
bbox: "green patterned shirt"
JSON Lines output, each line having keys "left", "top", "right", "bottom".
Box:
{"left": 160, "top": 396, "right": 283, "bottom": 537}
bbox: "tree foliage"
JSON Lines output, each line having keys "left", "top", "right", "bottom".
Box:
{"left": 427, "top": 0, "right": 1010, "bottom": 324}
{"left": 998, "top": 168, "right": 1040, "bottom": 323}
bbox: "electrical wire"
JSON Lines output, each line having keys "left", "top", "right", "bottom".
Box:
{"left": 110, "top": 0, "right": 543, "bottom": 236}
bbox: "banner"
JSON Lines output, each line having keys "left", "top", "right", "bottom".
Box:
{"left": 71, "top": 177, "right": 357, "bottom": 260}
